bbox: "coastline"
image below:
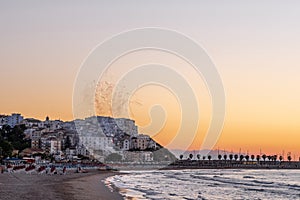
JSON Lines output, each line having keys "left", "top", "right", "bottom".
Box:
{"left": 0, "top": 170, "right": 123, "bottom": 200}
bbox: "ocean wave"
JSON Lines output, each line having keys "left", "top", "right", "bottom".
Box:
{"left": 252, "top": 180, "right": 274, "bottom": 185}
{"left": 106, "top": 169, "right": 300, "bottom": 200}
{"left": 244, "top": 188, "right": 265, "bottom": 192}
{"left": 243, "top": 176, "right": 255, "bottom": 179}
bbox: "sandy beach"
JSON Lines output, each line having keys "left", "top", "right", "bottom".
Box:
{"left": 0, "top": 170, "right": 123, "bottom": 200}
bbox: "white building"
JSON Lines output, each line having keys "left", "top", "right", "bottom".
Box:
{"left": 50, "top": 139, "right": 62, "bottom": 154}
{"left": 7, "top": 113, "right": 24, "bottom": 127}
{"left": 80, "top": 136, "right": 114, "bottom": 152}
{"left": 143, "top": 151, "right": 154, "bottom": 162}
{"left": 21, "top": 118, "right": 41, "bottom": 128}
{"left": 122, "top": 139, "right": 130, "bottom": 150}
{"left": 76, "top": 144, "right": 89, "bottom": 156}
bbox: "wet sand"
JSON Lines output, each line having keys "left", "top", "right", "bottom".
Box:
{"left": 0, "top": 170, "right": 123, "bottom": 200}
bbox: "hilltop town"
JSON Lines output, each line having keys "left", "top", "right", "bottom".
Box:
{"left": 0, "top": 113, "right": 175, "bottom": 165}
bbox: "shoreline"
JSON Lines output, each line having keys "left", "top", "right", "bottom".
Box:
{"left": 0, "top": 170, "right": 123, "bottom": 200}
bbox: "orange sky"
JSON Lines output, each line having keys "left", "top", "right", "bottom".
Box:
{"left": 1, "top": 1, "right": 300, "bottom": 156}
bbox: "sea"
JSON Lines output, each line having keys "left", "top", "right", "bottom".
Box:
{"left": 106, "top": 169, "right": 300, "bottom": 200}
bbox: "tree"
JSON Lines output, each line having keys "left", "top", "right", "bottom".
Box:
{"left": 1, "top": 125, "right": 30, "bottom": 153}
{"left": 287, "top": 155, "right": 292, "bottom": 162}
{"left": 208, "top": 155, "right": 212, "bottom": 161}
{"left": 234, "top": 154, "right": 238, "bottom": 161}
{"left": 245, "top": 155, "right": 250, "bottom": 162}
{"left": 239, "top": 155, "right": 244, "bottom": 161}
{"left": 262, "top": 154, "right": 267, "bottom": 162}
{"left": 229, "top": 154, "right": 233, "bottom": 161}
{"left": 279, "top": 155, "right": 283, "bottom": 162}
{"left": 256, "top": 155, "right": 260, "bottom": 162}
{"left": 179, "top": 154, "right": 183, "bottom": 160}
{"left": 223, "top": 154, "right": 227, "bottom": 161}
{"left": 202, "top": 156, "right": 206, "bottom": 160}
{"left": 251, "top": 155, "right": 255, "bottom": 161}
{"left": 189, "top": 153, "right": 193, "bottom": 160}
{"left": 0, "top": 125, "right": 11, "bottom": 139}
{"left": 267, "top": 155, "right": 272, "bottom": 161}
{"left": 218, "top": 154, "right": 222, "bottom": 160}
{"left": 0, "top": 140, "right": 13, "bottom": 158}
{"left": 196, "top": 154, "right": 201, "bottom": 160}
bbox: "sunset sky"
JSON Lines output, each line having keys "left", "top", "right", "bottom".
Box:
{"left": 1, "top": 1, "right": 300, "bottom": 156}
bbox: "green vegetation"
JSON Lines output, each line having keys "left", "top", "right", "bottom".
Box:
{"left": 0, "top": 125, "right": 30, "bottom": 159}
{"left": 0, "top": 140, "right": 13, "bottom": 158}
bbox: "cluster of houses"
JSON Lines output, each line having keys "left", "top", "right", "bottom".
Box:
{"left": 70, "top": 116, "right": 159, "bottom": 162}
{"left": 1, "top": 113, "right": 162, "bottom": 163}
{"left": 0, "top": 113, "right": 24, "bottom": 128}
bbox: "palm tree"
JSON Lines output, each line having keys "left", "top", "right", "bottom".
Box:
{"left": 208, "top": 155, "right": 212, "bottom": 161}
{"left": 245, "top": 155, "right": 250, "bottom": 162}
{"left": 256, "top": 155, "right": 260, "bottom": 163}
{"left": 196, "top": 154, "right": 201, "bottom": 160}
{"left": 218, "top": 154, "right": 222, "bottom": 160}
{"left": 251, "top": 155, "right": 255, "bottom": 161}
{"left": 180, "top": 155, "right": 183, "bottom": 160}
{"left": 229, "top": 154, "right": 233, "bottom": 161}
{"left": 279, "top": 155, "right": 283, "bottom": 162}
{"left": 267, "top": 155, "right": 272, "bottom": 161}
{"left": 240, "top": 154, "right": 244, "bottom": 161}
{"left": 234, "top": 154, "right": 238, "bottom": 161}
{"left": 223, "top": 154, "right": 227, "bottom": 161}
{"left": 287, "top": 155, "right": 292, "bottom": 162}
{"left": 189, "top": 153, "right": 193, "bottom": 160}
{"left": 202, "top": 156, "right": 206, "bottom": 160}
{"left": 262, "top": 154, "right": 267, "bottom": 162}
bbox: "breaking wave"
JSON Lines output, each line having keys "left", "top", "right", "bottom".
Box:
{"left": 106, "top": 169, "right": 300, "bottom": 199}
